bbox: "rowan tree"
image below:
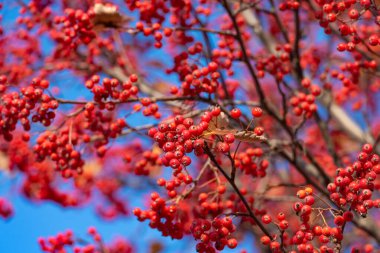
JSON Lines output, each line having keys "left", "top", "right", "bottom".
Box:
{"left": 0, "top": 0, "right": 380, "bottom": 252}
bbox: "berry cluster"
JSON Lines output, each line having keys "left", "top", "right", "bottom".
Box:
{"left": 328, "top": 144, "right": 380, "bottom": 217}
{"left": 94, "top": 177, "right": 129, "bottom": 220}
{"left": 133, "top": 192, "right": 187, "bottom": 240}
{"left": 105, "top": 238, "right": 134, "bottom": 253}
{"left": 291, "top": 187, "right": 344, "bottom": 252}
{"left": 0, "top": 75, "right": 6, "bottom": 93}
{"left": 156, "top": 171, "right": 193, "bottom": 198}
{"left": 38, "top": 228, "right": 134, "bottom": 253}
{"left": 38, "top": 230, "right": 74, "bottom": 253}
{"left": 195, "top": 190, "right": 232, "bottom": 217}
{"left": 0, "top": 137, "right": 31, "bottom": 172}
{"left": 137, "top": 97, "right": 160, "bottom": 118}
{"left": 82, "top": 107, "right": 128, "bottom": 146}
{"left": 314, "top": 1, "right": 380, "bottom": 51}
{"left": 169, "top": 51, "right": 221, "bottom": 96}
{"left": 85, "top": 75, "right": 139, "bottom": 106}
{"left": 132, "top": 0, "right": 200, "bottom": 46}
{"left": 350, "top": 244, "right": 376, "bottom": 253}
{"left": 22, "top": 161, "right": 81, "bottom": 206}
{"left": 235, "top": 147, "right": 269, "bottom": 178}
{"left": 259, "top": 211, "right": 289, "bottom": 252}
{"left": 256, "top": 45, "right": 292, "bottom": 81}
{"left": 125, "top": 149, "right": 161, "bottom": 176}
{"left": 52, "top": 8, "right": 96, "bottom": 50}
{"left": 34, "top": 129, "right": 84, "bottom": 177}
{"left": 278, "top": 1, "right": 300, "bottom": 11}
{"left": 0, "top": 77, "right": 58, "bottom": 141}
{"left": 16, "top": 1, "right": 52, "bottom": 30}
{"left": 214, "top": 15, "right": 249, "bottom": 78}
{"left": 259, "top": 187, "right": 347, "bottom": 253}
{"left": 290, "top": 79, "right": 321, "bottom": 118}
{"left": 126, "top": 0, "right": 169, "bottom": 24}
{"left": 328, "top": 60, "right": 377, "bottom": 111}
{"left": 148, "top": 115, "right": 208, "bottom": 172}
{"left": 135, "top": 22, "right": 168, "bottom": 49}
{"left": 192, "top": 217, "right": 237, "bottom": 253}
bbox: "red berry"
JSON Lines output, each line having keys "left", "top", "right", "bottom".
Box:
{"left": 260, "top": 236, "right": 271, "bottom": 245}
{"left": 227, "top": 238, "right": 237, "bottom": 249}
{"left": 230, "top": 108, "right": 242, "bottom": 119}
{"left": 251, "top": 107, "right": 263, "bottom": 117}
{"left": 261, "top": 214, "right": 272, "bottom": 224}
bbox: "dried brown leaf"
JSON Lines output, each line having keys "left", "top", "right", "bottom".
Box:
{"left": 203, "top": 128, "right": 267, "bottom": 143}
{"left": 0, "top": 152, "right": 10, "bottom": 173}
{"left": 208, "top": 112, "right": 229, "bottom": 130}
{"left": 150, "top": 242, "right": 163, "bottom": 253}
{"left": 92, "top": 3, "right": 133, "bottom": 30}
